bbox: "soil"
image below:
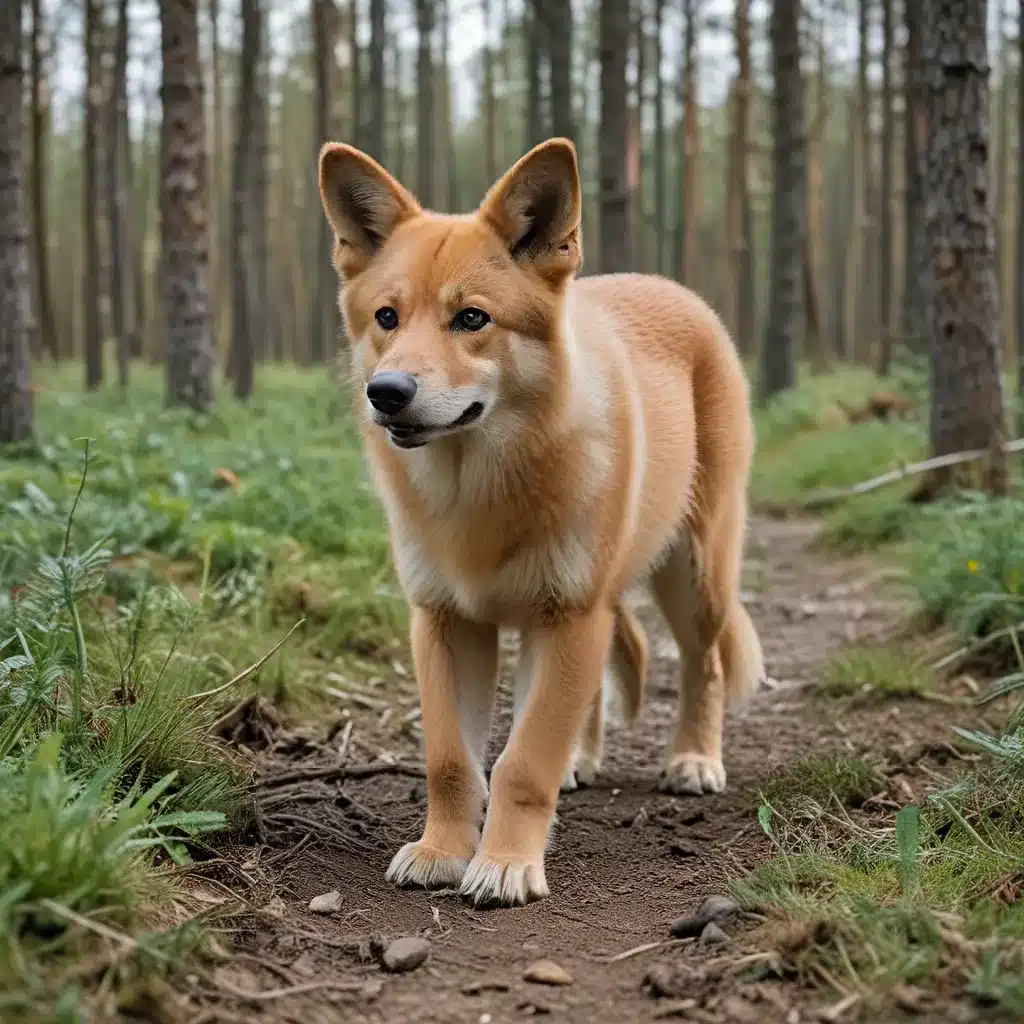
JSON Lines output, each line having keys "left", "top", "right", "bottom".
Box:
{"left": 178, "top": 517, "right": 1006, "bottom": 1024}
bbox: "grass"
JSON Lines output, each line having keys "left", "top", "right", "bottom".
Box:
{"left": 736, "top": 491, "right": 1024, "bottom": 1018}
{"left": 0, "top": 364, "right": 402, "bottom": 1019}
{"left": 819, "top": 645, "right": 937, "bottom": 700}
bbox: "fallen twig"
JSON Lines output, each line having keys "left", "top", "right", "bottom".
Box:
{"left": 181, "top": 619, "right": 305, "bottom": 704}
{"left": 797, "top": 437, "right": 1024, "bottom": 510}
{"left": 596, "top": 937, "right": 694, "bottom": 963}
{"left": 258, "top": 759, "right": 425, "bottom": 789}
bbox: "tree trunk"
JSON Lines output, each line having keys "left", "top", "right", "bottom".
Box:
{"left": 84, "top": 0, "right": 104, "bottom": 390}
{"left": 525, "top": 0, "right": 543, "bottom": 149}
{"left": 599, "top": 0, "right": 631, "bottom": 273}
{"left": 922, "top": 0, "right": 1007, "bottom": 494}
{"left": 29, "top": 0, "right": 56, "bottom": 361}
{"left": 415, "top": 0, "right": 434, "bottom": 206}
{"left": 160, "top": 0, "right": 215, "bottom": 411}
{"left": 805, "top": 13, "right": 829, "bottom": 374}
{"left": 230, "top": 0, "right": 264, "bottom": 396}
{"left": 996, "top": 0, "right": 1011, "bottom": 363}
{"left": 760, "top": 0, "right": 805, "bottom": 400}
{"left": 481, "top": 0, "right": 497, "bottom": 186}
{"left": 878, "top": 0, "right": 894, "bottom": 374}
{"left": 1018, "top": 0, "right": 1024, "bottom": 421}
{"left": 251, "top": 5, "right": 271, "bottom": 362}
{"left": 632, "top": 0, "right": 646, "bottom": 271}
{"left": 855, "top": 0, "right": 875, "bottom": 364}
{"left": 366, "top": 0, "right": 385, "bottom": 162}
{"left": 350, "top": 0, "right": 363, "bottom": 148}
{"left": 313, "top": 0, "right": 336, "bottom": 364}
{"left": 680, "top": 0, "right": 699, "bottom": 286}
{"left": 902, "top": 0, "right": 928, "bottom": 348}
{"left": 548, "top": 0, "right": 573, "bottom": 140}
{"left": 727, "top": 0, "right": 754, "bottom": 355}
{"left": 0, "top": 0, "right": 34, "bottom": 443}
{"left": 109, "top": 0, "right": 132, "bottom": 388}
{"left": 652, "top": 0, "right": 665, "bottom": 276}
{"left": 439, "top": 0, "right": 457, "bottom": 210}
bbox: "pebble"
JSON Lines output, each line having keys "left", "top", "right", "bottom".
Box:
{"left": 669, "top": 894, "right": 740, "bottom": 938}
{"left": 307, "top": 890, "right": 342, "bottom": 914}
{"left": 380, "top": 936, "right": 431, "bottom": 974}
{"left": 523, "top": 959, "right": 574, "bottom": 986}
{"left": 698, "top": 921, "right": 729, "bottom": 947}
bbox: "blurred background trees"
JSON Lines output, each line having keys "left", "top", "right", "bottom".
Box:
{"left": 0, "top": 0, "right": 1019, "bottom": 488}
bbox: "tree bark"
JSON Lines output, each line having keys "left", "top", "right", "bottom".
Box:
{"left": 599, "top": 0, "right": 631, "bottom": 273}
{"left": 1018, "top": 0, "right": 1024, "bottom": 421}
{"left": 680, "top": 0, "right": 699, "bottom": 286}
{"left": 415, "top": 0, "right": 435, "bottom": 206}
{"left": 0, "top": 0, "right": 34, "bottom": 442}
{"left": 350, "top": 0, "right": 363, "bottom": 148}
{"left": 760, "top": 0, "right": 805, "bottom": 400}
{"left": 922, "top": 0, "right": 1007, "bottom": 494}
{"left": 902, "top": 0, "right": 928, "bottom": 348}
{"left": 313, "top": 0, "right": 336, "bottom": 364}
{"left": 548, "top": 0, "right": 573, "bottom": 140}
{"left": 805, "top": 12, "right": 829, "bottom": 373}
{"left": 160, "top": 0, "right": 215, "bottom": 411}
{"left": 525, "top": 0, "right": 544, "bottom": 149}
{"left": 878, "top": 0, "right": 894, "bottom": 373}
{"left": 109, "top": 0, "right": 132, "bottom": 388}
{"left": 84, "top": 0, "right": 104, "bottom": 390}
{"left": 366, "top": 0, "right": 385, "bottom": 162}
{"left": 439, "top": 0, "right": 457, "bottom": 210}
{"left": 481, "top": 0, "right": 497, "bottom": 186}
{"left": 652, "top": 0, "right": 665, "bottom": 275}
{"left": 996, "top": 0, "right": 1011, "bottom": 362}
{"left": 855, "top": 0, "right": 875, "bottom": 364}
{"left": 632, "top": 0, "right": 646, "bottom": 271}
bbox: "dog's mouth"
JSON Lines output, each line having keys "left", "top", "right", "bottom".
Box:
{"left": 381, "top": 401, "right": 486, "bottom": 449}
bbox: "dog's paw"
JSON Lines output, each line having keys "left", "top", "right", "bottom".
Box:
{"left": 560, "top": 751, "right": 601, "bottom": 793}
{"left": 458, "top": 854, "right": 549, "bottom": 907}
{"left": 659, "top": 754, "right": 726, "bottom": 796}
{"left": 386, "top": 841, "right": 469, "bottom": 890}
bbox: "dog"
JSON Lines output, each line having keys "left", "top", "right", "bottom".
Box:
{"left": 317, "top": 137, "right": 765, "bottom": 908}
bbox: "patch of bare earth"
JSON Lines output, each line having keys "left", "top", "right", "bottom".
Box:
{"left": 179, "top": 517, "right": 1001, "bottom": 1024}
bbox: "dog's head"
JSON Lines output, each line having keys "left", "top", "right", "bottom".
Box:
{"left": 318, "top": 139, "right": 582, "bottom": 450}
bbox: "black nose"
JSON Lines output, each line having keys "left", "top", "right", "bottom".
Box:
{"left": 366, "top": 371, "right": 418, "bottom": 415}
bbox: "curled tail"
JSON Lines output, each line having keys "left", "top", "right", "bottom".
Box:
{"left": 718, "top": 599, "right": 765, "bottom": 709}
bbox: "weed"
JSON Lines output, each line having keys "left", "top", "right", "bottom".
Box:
{"left": 760, "top": 754, "right": 884, "bottom": 812}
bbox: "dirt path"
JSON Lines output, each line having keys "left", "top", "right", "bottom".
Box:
{"left": 197, "top": 517, "right": 989, "bottom": 1024}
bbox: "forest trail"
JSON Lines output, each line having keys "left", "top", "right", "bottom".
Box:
{"left": 196, "top": 516, "right": 986, "bottom": 1024}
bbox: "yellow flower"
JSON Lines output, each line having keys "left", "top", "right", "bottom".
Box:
{"left": 967, "top": 560, "right": 979, "bottom": 574}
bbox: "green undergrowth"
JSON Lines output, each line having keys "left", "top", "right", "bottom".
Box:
{"left": 738, "top": 493, "right": 1024, "bottom": 1019}
{"left": 0, "top": 365, "right": 403, "bottom": 1019}
{"left": 819, "top": 645, "right": 937, "bottom": 700}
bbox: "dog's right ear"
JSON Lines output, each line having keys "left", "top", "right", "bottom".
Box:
{"left": 318, "top": 144, "right": 420, "bottom": 277}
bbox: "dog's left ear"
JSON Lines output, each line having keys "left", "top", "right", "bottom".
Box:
{"left": 479, "top": 138, "right": 582, "bottom": 281}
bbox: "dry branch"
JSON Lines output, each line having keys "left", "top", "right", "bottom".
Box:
{"left": 798, "top": 437, "right": 1024, "bottom": 510}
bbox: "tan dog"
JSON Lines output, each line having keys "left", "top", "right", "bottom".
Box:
{"left": 317, "top": 138, "right": 764, "bottom": 907}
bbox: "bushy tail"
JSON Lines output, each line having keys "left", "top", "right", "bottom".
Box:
{"left": 718, "top": 600, "right": 765, "bottom": 709}
{"left": 606, "top": 601, "right": 649, "bottom": 724}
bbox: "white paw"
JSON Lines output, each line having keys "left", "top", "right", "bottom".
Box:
{"left": 560, "top": 750, "right": 601, "bottom": 793}
{"left": 386, "top": 841, "right": 469, "bottom": 889}
{"left": 659, "top": 754, "right": 726, "bottom": 795}
{"left": 458, "top": 854, "right": 549, "bottom": 907}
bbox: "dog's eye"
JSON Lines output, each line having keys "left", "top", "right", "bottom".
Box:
{"left": 452, "top": 307, "right": 491, "bottom": 332}
{"left": 374, "top": 306, "right": 399, "bottom": 331}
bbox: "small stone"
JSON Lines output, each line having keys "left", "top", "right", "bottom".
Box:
{"left": 462, "top": 980, "right": 511, "bottom": 996}
{"left": 669, "top": 894, "right": 740, "bottom": 938}
{"left": 380, "top": 936, "right": 431, "bottom": 974}
{"left": 699, "top": 921, "right": 729, "bottom": 946}
{"left": 307, "top": 890, "right": 342, "bottom": 914}
{"left": 523, "top": 959, "right": 574, "bottom": 986}
{"left": 631, "top": 807, "right": 650, "bottom": 829}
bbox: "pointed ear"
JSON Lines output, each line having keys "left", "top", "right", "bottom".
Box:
{"left": 318, "top": 143, "right": 420, "bottom": 276}
{"left": 479, "top": 138, "right": 582, "bottom": 276}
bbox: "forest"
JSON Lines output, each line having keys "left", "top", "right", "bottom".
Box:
{"left": 1, "top": 1, "right": 1024, "bottom": 1022}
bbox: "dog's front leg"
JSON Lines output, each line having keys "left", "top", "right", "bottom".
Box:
{"left": 459, "top": 605, "right": 613, "bottom": 907}
{"left": 386, "top": 605, "right": 498, "bottom": 890}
